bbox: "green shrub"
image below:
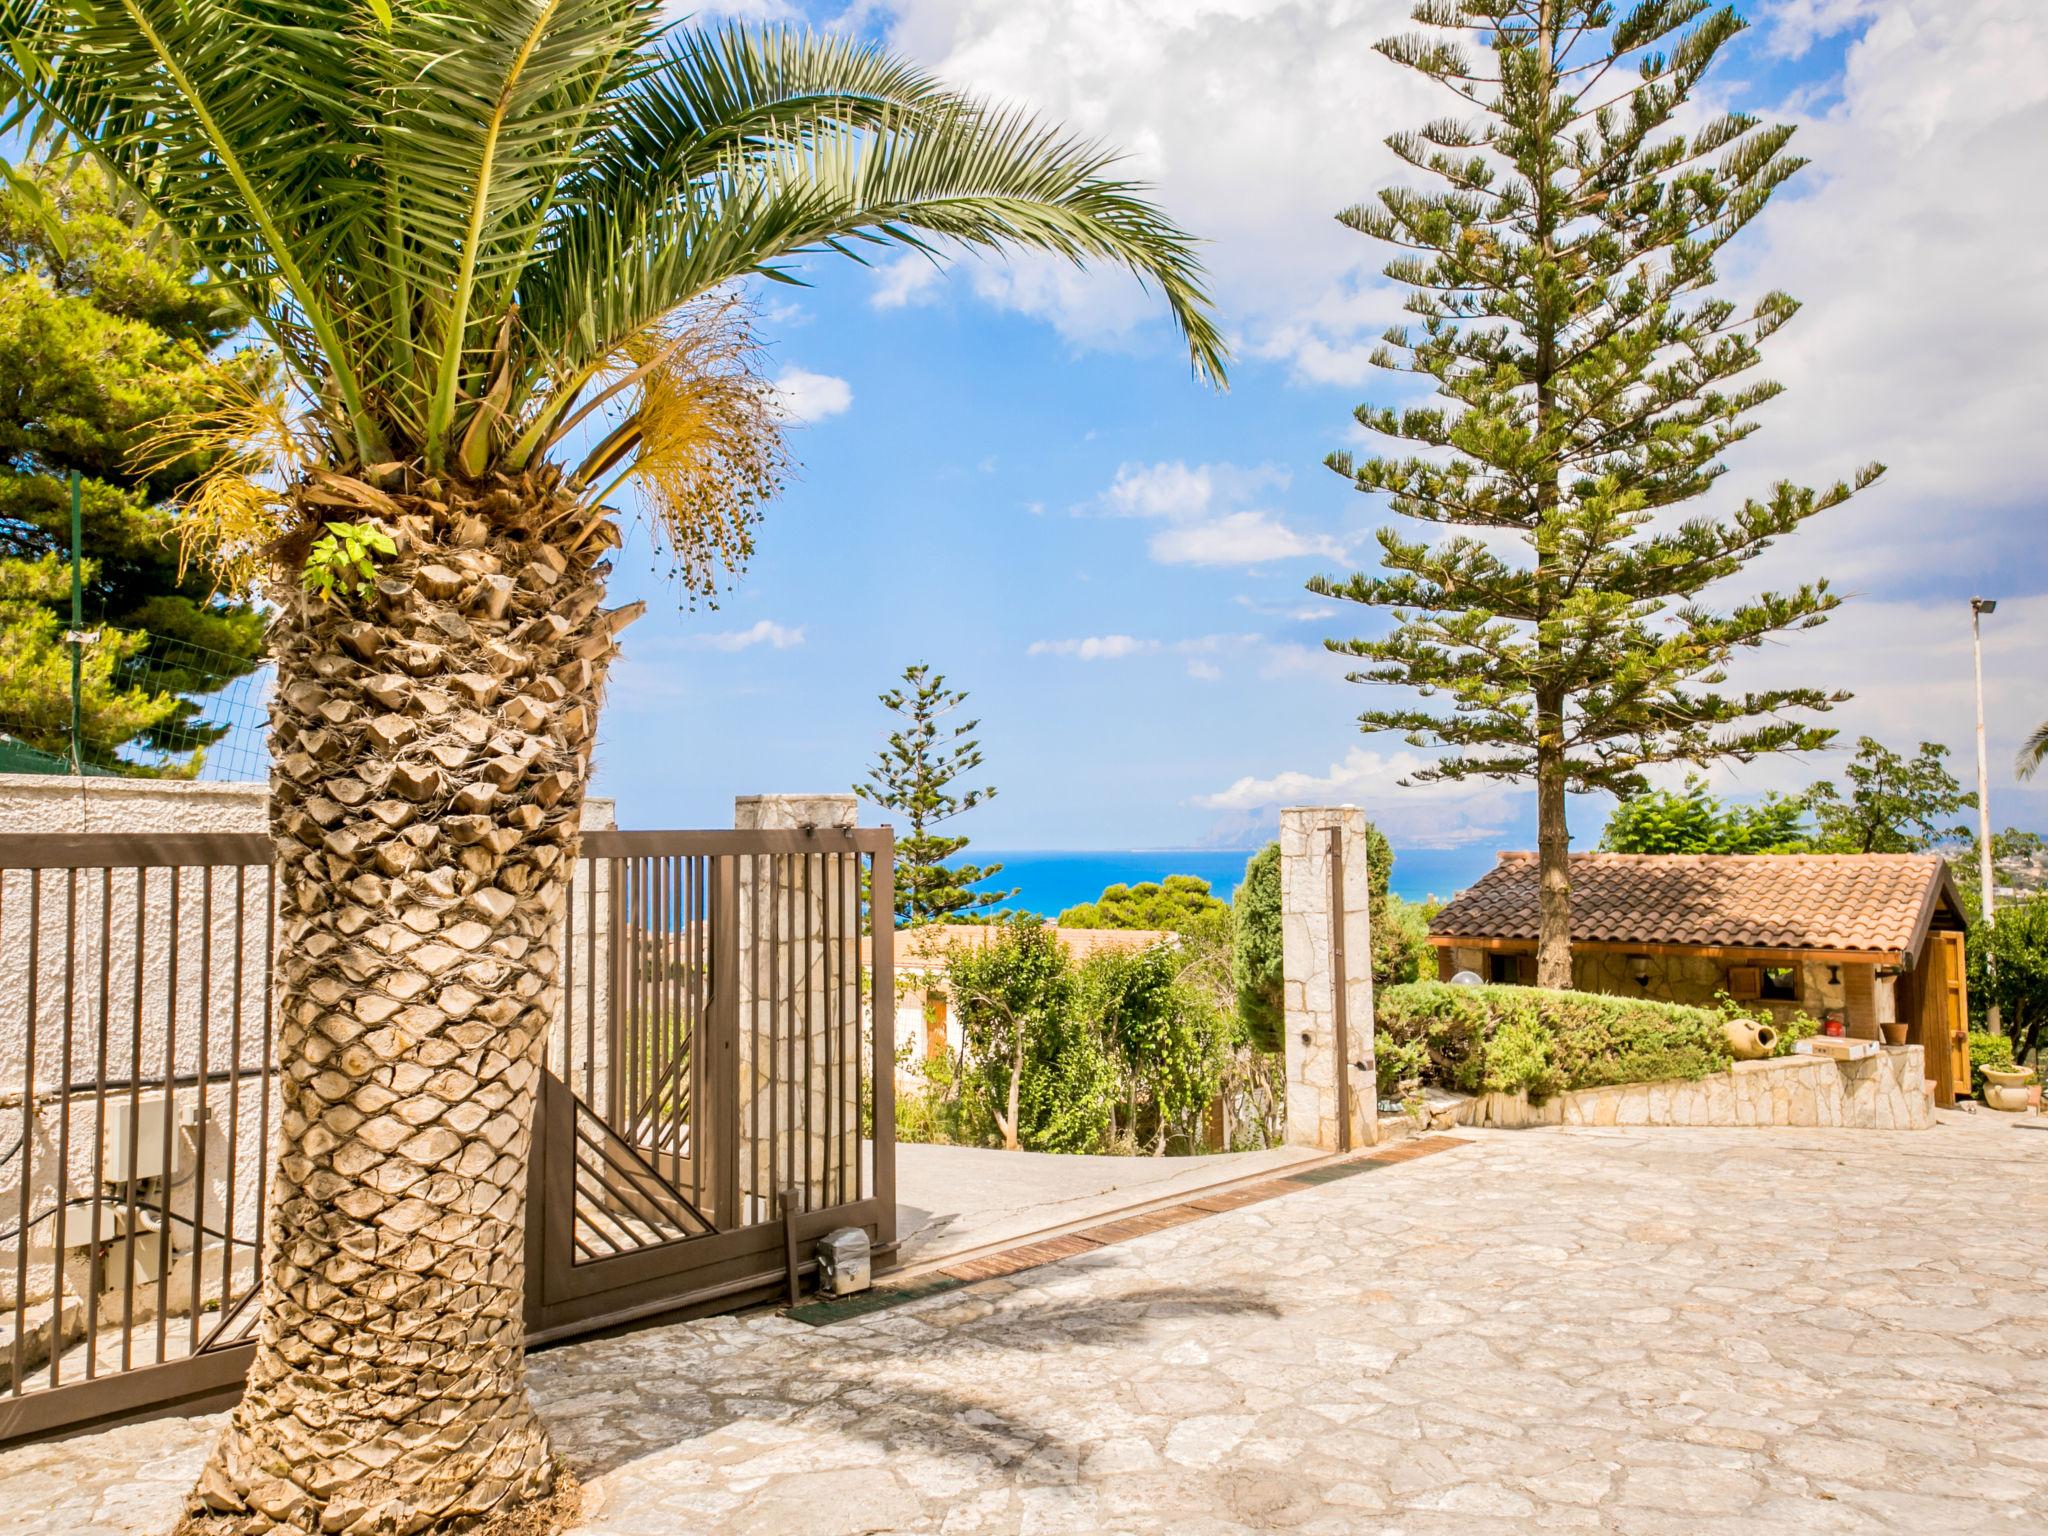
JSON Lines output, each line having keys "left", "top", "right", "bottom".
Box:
{"left": 1969, "top": 1030, "right": 2014, "bottom": 1097}
{"left": 1376, "top": 982, "right": 1734, "bottom": 1101}
{"left": 1232, "top": 844, "right": 1284, "bottom": 1053}
{"left": 1374, "top": 1034, "right": 1430, "bottom": 1098}
{"left": 1482, "top": 1013, "right": 1561, "bottom": 1097}
{"left": 892, "top": 1046, "right": 997, "bottom": 1146}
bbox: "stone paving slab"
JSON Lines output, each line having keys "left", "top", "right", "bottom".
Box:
{"left": 5, "top": 1116, "right": 2046, "bottom": 1534}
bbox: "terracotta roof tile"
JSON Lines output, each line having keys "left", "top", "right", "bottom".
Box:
{"left": 1428, "top": 852, "right": 1952, "bottom": 955}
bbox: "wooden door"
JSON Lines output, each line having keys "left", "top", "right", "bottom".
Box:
{"left": 1935, "top": 930, "right": 1971, "bottom": 1097}
{"left": 1915, "top": 930, "right": 1972, "bottom": 1106}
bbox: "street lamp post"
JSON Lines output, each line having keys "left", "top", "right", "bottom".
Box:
{"left": 1971, "top": 596, "right": 1998, "bottom": 1036}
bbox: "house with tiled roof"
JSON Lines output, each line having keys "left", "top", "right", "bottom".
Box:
{"left": 1429, "top": 853, "right": 1975, "bottom": 1103}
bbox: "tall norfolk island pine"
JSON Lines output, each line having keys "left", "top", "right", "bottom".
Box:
{"left": 856, "top": 663, "right": 1016, "bottom": 925}
{"left": 1315, "top": 0, "right": 1879, "bottom": 986}
{"left": 0, "top": 9, "right": 1222, "bottom": 1532}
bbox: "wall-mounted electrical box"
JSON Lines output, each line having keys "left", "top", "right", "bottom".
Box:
{"left": 104, "top": 1092, "right": 173, "bottom": 1183}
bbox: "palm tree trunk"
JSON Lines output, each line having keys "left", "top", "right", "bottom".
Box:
{"left": 189, "top": 467, "right": 622, "bottom": 1535}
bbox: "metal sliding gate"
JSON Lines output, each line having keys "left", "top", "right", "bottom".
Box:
{"left": 0, "top": 825, "right": 896, "bottom": 1442}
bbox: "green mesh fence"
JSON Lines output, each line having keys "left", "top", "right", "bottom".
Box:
{"left": 0, "top": 624, "right": 272, "bottom": 781}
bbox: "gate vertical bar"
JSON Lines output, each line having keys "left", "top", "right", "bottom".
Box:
{"left": 870, "top": 841, "right": 895, "bottom": 1249}
{"left": 86, "top": 866, "right": 111, "bottom": 1377}
{"left": 12, "top": 871, "right": 37, "bottom": 1393}
{"left": 51, "top": 871, "right": 74, "bottom": 1387}
{"left": 711, "top": 855, "right": 741, "bottom": 1229}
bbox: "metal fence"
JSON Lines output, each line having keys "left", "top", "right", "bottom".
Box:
{"left": 0, "top": 825, "right": 895, "bottom": 1441}
{"left": 0, "top": 627, "right": 271, "bottom": 782}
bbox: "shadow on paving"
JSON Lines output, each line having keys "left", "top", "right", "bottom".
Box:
{"left": 549, "top": 1282, "right": 1280, "bottom": 1482}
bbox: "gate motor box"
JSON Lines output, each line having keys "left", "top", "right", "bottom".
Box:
{"left": 815, "top": 1227, "right": 871, "bottom": 1296}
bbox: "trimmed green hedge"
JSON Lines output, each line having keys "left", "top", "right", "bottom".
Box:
{"left": 1375, "top": 982, "right": 1736, "bottom": 1101}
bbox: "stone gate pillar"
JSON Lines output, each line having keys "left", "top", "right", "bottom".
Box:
{"left": 733, "top": 794, "right": 862, "bottom": 1223}
{"left": 1280, "top": 806, "right": 1377, "bottom": 1151}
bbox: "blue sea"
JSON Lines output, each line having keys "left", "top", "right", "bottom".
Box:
{"left": 974, "top": 846, "right": 1489, "bottom": 918}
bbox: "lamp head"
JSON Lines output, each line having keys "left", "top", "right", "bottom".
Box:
{"left": 1972, "top": 597, "right": 1998, "bottom": 616}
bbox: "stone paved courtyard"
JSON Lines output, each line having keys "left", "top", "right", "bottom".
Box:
{"left": 5, "top": 1116, "right": 2046, "bottom": 1534}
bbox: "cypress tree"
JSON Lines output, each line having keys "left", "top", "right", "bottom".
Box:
{"left": 1314, "top": 0, "right": 1878, "bottom": 985}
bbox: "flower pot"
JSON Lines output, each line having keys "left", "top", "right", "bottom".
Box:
{"left": 1984, "top": 1067, "right": 2034, "bottom": 1089}
{"left": 1985, "top": 1084, "right": 2032, "bottom": 1113}
{"left": 1880, "top": 1022, "right": 1908, "bottom": 1046}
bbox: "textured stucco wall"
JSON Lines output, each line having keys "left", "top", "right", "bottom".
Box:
{"left": 1279, "top": 807, "right": 1377, "bottom": 1151}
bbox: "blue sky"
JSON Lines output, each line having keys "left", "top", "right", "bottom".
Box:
{"left": 590, "top": 0, "right": 2048, "bottom": 871}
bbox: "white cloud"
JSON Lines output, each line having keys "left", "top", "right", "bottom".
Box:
{"left": 1711, "top": 0, "right": 2048, "bottom": 585}
{"left": 1675, "top": 591, "right": 2048, "bottom": 811}
{"left": 1196, "top": 746, "right": 1519, "bottom": 850}
{"left": 1028, "top": 634, "right": 1157, "bottom": 660}
{"left": 1149, "top": 510, "right": 1346, "bottom": 567}
{"left": 879, "top": 0, "right": 2045, "bottom": 589}
{"left": 688, "top": 619, "right": 807, "bottom": 652}
{"left": 1236, "top": 594, "right": 1346, "bottom": 623}
{"left": 1100, "top": 459, "right": 1289, "bottom": 519}
{"left": 869, "top": 251, "right": 948, "bottom": 310}
{"left": 879, "top": 0, "right": 1426, "bottom": 379}
{"left": 1761, "top": 0, "right": 1881, "bottom": 58}
{"left": 1092, "top": 458, "right": 1340, "bottom": 568}
{"left": 1027, "top": 631, "right": 1266, "bottom": 667}
{"left": 770, "top": 367, "right": 853, "bottom": 423}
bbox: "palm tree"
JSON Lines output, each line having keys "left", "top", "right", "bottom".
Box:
{"left": 2019, "top": 720, "right": 2048, "bottom": 780}
{"left": 0, "top": 6, "right": 1224, "bottom": 1531}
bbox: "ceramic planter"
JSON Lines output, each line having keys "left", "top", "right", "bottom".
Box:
{"left": 1983, "top": 1066, "right": 2036, "bottom": 1112}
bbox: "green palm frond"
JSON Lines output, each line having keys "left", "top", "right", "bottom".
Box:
{"left": 2018, "top": 719, "right": 2048, "bottom": 781}
{"left": 0, "top": 3, "right": 1225, "bottom": 551}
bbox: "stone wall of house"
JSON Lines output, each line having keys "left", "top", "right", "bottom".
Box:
{"left": 1468, "top": 1046, "right": 1935, "bottom": 1131}
{"left": 1280, "top": 806, "right": 1376, "bottom": 1151}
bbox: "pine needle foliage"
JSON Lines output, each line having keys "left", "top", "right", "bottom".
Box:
{"left": 1312, "top": 0, "right": 1880, "bottom": 984}
{"left": 855, "top": 662, "right": 1015, "bottom": 926}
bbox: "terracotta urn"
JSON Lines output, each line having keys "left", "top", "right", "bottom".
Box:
{"left": 1723, "top": 1018, "right": 1778, "bottom": 1060}
{"left": 1880, "top": 1022, "right": 1908, "bottom": 1046}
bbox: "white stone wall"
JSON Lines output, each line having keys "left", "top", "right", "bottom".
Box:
{"left": 1279, "top": 806, "right": 1377, "bottom": 1151}
{"left": 1537, "top": 1047, "right": 1935, "bottom": 1131}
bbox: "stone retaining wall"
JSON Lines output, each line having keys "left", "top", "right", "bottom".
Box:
{"left": 1457, "top": 1045, "right": 1935, "bottom": 1132}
